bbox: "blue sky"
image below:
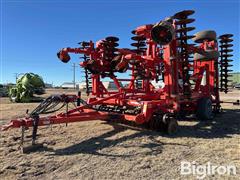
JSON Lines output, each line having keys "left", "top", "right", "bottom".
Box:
{"left": 1, "top": 0, "right": 239, "bottom": 85}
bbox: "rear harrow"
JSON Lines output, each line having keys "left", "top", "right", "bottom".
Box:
{"left": 219, "top": 34, "right": 234, "bottom": 93}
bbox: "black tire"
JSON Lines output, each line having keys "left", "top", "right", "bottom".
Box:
{"left": 192, "top": 30, "right": 216, "bottom": 43}
{"left": 162, "top": 114, "right": 178, "bottom": 134}
{"left": 196, "top": 98, "right": 213, "bottom": 120}
{"left": 151, "top": 21, "right": 175, "bottom": 45}
{"left": 194, "top": 50, "right": 219, "bottom": 61}
{"left": 145, "top": 115, "right": 178, "bottom": 135}
{"left": 166, "top": 119, "right": 178, "bottom": 134}
{"left": 147, "top": 114, "right": 178, "bottom": 134}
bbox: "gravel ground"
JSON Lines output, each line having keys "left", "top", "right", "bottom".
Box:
{"left": 0, "top": 89, "right": 239, "bottom": 180}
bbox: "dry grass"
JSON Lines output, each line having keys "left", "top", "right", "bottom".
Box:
{"left": 0, "top": 89, "right": 239, "bottom": 179}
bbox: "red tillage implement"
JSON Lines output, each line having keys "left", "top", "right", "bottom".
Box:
{"left": 1, "top": 10, "right": 237, "bottom": 151}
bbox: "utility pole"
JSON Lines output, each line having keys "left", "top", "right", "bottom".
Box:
{"left": 72, "top": 63, "right": 78, "bottom": 89}
{"left": 14, "top": 73, "right": 18, "bottom": 84}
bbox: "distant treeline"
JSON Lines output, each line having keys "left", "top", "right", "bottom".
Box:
{"left": 229, "top": 72, "right": 240, "bottom": 84}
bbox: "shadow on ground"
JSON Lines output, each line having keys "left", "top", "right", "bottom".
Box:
{"left": 49, "top": 109, "right": 239, "bottom": 156}
{"left": 177, "top": 109, "right": 240, "bottom": 138}
{"left": 52, "top": 123, "right": 168, "bottom": 157}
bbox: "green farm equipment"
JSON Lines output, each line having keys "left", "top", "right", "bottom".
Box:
{"left": 8, "top": 73, "right": 45, "bottom": 103}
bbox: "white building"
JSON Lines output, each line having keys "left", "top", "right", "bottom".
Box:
{"left": 77, "top": 81, "right": 123, "bottom": 90}
{"left": 61, "top": 82, "right": 78, "bottom": 89}
{"left": 102, "top": 81, "right": 123, "bottom": 90}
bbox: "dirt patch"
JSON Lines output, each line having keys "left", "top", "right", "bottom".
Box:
{"left": 0, "top": 89, "right": 239, "bottom": 179}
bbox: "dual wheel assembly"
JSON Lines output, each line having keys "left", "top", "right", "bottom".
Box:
{"left": 146, "top": 97, "right": 213, "bottom": 135}
{"left": 147, "top": 114, "right": 178, "bottom": 135}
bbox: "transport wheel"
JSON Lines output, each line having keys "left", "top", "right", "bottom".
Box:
{"left": 147, "top": 115, "right": 162, "bottom": 130}
{"left": 196, "top": 98, "right": 213, "bottom": 120}
{"left": 166, "top": 119, "right": 178, "bottom": 135}
{"left": 148, "top": 114, "right": 178, "bottom": 134}
{"left": 151, "top": 20, "right": 175, "bottom": 45}
{"left": 194, "top": 50, "right": 219, "bottom": 61}
{"left": 192, "top": 30, "right": 216, "bottom": 43}
{"left": 162, "top": 114, "right": 178, "bottom": 135}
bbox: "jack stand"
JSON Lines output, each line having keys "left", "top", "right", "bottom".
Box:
{"left": 20, "top": 123, "right": 25, "bottom": 147}
{"left": 21, "top": 114, "right": 44, "bottom": 153}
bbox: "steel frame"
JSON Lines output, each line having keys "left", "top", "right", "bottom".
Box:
{"left": 1, "top": 10, "right": 224, "bottom": 133}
